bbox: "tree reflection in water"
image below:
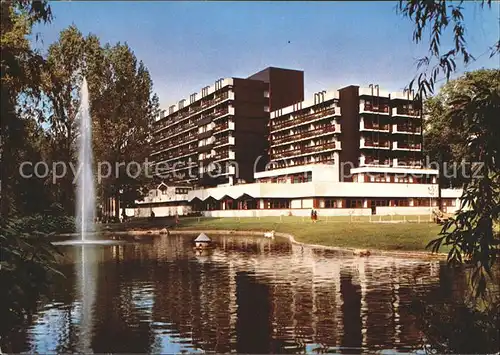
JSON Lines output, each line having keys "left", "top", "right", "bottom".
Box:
{"left": 2, "top": 234, "right": 499, "bottom": 353}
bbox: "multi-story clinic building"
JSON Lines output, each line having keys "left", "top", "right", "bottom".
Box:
{"left": 261, "top": 84, "right": 428, "bottom": 184}
{"left": 150, "top": 67, "right": 304, "bottom": 187}
{"left": 133, "top": 68, "right": 460, "bottom": 218}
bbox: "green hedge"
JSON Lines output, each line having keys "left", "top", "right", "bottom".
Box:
{"left": 12, "top": 215, "right": 75, "bottom": 234}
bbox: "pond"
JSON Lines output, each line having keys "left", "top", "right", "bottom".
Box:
{"left": 2, "top": 234, "right": 497, "bottom": 353}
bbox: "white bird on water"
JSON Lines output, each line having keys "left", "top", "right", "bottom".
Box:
{"left": 264, "top": 230, "right": 275, "bottom": 239}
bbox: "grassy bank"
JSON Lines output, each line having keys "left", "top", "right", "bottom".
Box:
{"left": 175, "top": 216, "right": 445, "bottom": 252}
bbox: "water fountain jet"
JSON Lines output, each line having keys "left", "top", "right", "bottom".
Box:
{"left": 76, "top": 77, "right": 95, "bottom": 241}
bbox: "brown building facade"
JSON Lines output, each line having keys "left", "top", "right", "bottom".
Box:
{"left": 151, "top": 67, "right": 304, "bottom": 187}
{"left": 269, "top": 84, "right": 424, "bottom": 182}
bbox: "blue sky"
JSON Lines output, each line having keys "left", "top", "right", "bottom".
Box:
{"left": 33, "top": 1, "right": 499, "bottom": 108}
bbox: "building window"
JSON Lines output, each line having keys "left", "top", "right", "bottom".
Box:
{"left": 346, "top": 199, "right": 363, "bottom": 208}
{"left": 304, "top": 172, "right": 312, "bottom": 182}
{"left": 324, "top": 199, "right": 338, "bottom": 208}
{"left": 265, "top": 199, "right": 290, "bottom": 209}
{"left": 393, "top": 199, "right": 410, "bottom": 207}
{"left": 371, "top": 199, "right": 389, "bottom": 207}
{"left": 443, "top": 199, "right": 456, "bottom": 207}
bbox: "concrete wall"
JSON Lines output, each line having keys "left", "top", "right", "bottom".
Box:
{"left": 375, "top": 206, "right": 433, "bottom": 215}
{"left": 290, "top": 199, "right": 302, "bottom": 209}
{"left": 188, "top": 181, "right": 458, "bottom": 200}
{"left": 202, "top": 208, "right": 371, "bottom": 218}
{"left": 302, "top": 198, "right": 314, "bottom": 209}
{"left": 135, "top": 205, "right": 192, "bottom": 218}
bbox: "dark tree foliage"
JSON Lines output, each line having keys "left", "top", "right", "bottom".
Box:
{"left": 427, "top": 79, "right": 500, "bottom": 295}
{"left": 397, "top": 0, "right": 499, "bottom": 97}
{"left": 399, "top": 0, "right": 500, "bottom": 295}
{"left": 0, "top": 217, "right": 63, "bottom": 340}
{"left": 0, "top": 1, "right": 62, "bottom": 343}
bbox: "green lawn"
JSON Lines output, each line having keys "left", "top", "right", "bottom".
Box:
{"left": 176, "top": 215, "right": 446, "bottom": 253}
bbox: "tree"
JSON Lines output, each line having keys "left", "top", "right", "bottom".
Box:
{"left": 427, "top": 75, "right": 500, "bottom": 294}
{"left": 399, "top": 1, "right": 500, "bottom": 295}
{"left": 0, "top": 0, "right": 63, "bottom": 345}
{"left": 1, "top": 0, "right": 52, "bottom": 217}
{"left": 423, "top": 69, "right": 499, "bottom": 188}
{"left": 90, "top": 42, "right": 159, "bottom": 218}
{"left": 40, "top": 25, "right": 102, "bottom": 215}
{"left": 398, "top": 0, "right": 499, "bottom": 97}
{"left": 7, "top": 114, "right": 54, "bottom": 215}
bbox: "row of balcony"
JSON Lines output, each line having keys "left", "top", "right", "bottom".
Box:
{"left": 360, "top": 120, "right": 390, "bottom": 132}
{"left": 155, "top": 107, "right": 234, "bottom": 143}
{"left": 361, "top": 103, "right": 390, "bottom": 114}
{"left": 156, "top": 121, "right": 196, "bottom": 142}
{"left": 271, "top": 156, "right": 335, "bottom": 170}
{"left": 393, "top": 124, "right": 421, "bottom": 134}
{"left": 393, "top": 106, "right": 421, "bottom": 117}
{"left": 214, "top": 135, "right": 235, "bottom": 147}
{"left": 360, "top": 138, "right": 391, "bottom": 149}
{"left": 360, "top": 138, "right": 422, "bottom": 151}
{"left": 201, "top": 150, "right": 236, "bottom": 162}
{"left": 359, "top": 156, "right": 423, "bottom": 168}
{"left": 393, "top": 141, "right": 422, "bottom": 151}
{"left": 213, "top": 150, "right": 235, "bottom": 161}
{"left": 156, "top": 146, "right": 197, "bottom": 162}
{"left": 155, "top": 91, "right": 233, "bottom": 132}
{"left": 193, "top": 108, "right": 232, "bottom": 127}
{"left": 360, "top": 120, "right": 422, "bottom": 134}
{"left": 212, "top": 120, "right": 235, "bottom": 133}
{"left": 202, "top": 165, "right": 237, "bottom": 176}
{"left": 271, "top": 107, "right": 339, "bottom": 131}
{"left": 272, "top": 142, "right": 338, "bottom": 159}
{"left": 272, "top": 125, "right": 338, "bottom": 146}
{"left": 154, "top": 133, "right": 197, "bottom": 152}
{"left": 360, "top": 103, "right": 422, "bottom": 117}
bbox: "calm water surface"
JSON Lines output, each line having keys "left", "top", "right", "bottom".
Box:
{"left": 3, "top": 234, "right": 482, "bottom": 353}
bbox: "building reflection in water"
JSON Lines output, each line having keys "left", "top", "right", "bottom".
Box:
{"left": 6, "top": 233, "right": 476, "bottom": 354}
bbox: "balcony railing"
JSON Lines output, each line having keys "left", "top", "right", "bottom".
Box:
{"left": 271, "top": 107, "right": 337, "bottom": 131}
{"left": 214, "top": 136, "right": 234, "bottom": 146}
{"left": 214, "top": 152, "right": 229, "bottom": 160}
{"left": 157, "top": 147, "right": 195, "bottom": 161}
{"left": 214, "top": 108, "right": 229, "bottom": 119}
{"left": 154, "top": 134, "right": 196, "bottom": 151}
{"left": 363, "top": 122, "right": 390, "bottom": 131}
{"left": 363, "top": 103, "right": 389, "bottom": 113}
{"left": 395, "top": 142, "right": 422, "bottom": 150}
{"left": 394, "top": 124, "right": 422, "bottom": 134}
{"left": 272, "top": 125, "right": 336, "bottom": 145}
{"left": 393, "top": 107, "right": 421, "bottom": 117}
{"left": 396, "top": 160, "right": 423, "bottom": 168}
{"left": 156, "top": 120, "right": 197, "bottom": 141}
{"left": 271, "top": 156, "right": 335, "bottom": 170}
{"left": 213, "top": 150, "right": 235, "bottom": 161}
{"left": 361, "top": 158, "right": 391, "bottom": 166}
{"left": 213, "top": 123, "right": 228, "bottom": 133}
{"left": 273, "top": 142, "right": 337, "bottom": 158}
{"left": 362, "top": 140, "right": 391, "bottom": 148}
{"left": 154, "top": 92, "right": 231, "bottom": 132}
